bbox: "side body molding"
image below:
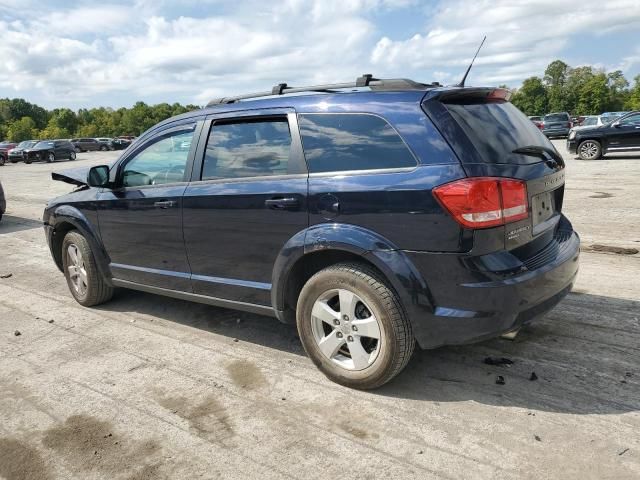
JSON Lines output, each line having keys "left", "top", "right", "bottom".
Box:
{"left": 271, "top": 223, "right": 435, "bottom": 325}
{"left": 46, "top": 204, "right": 112, "bottom": 282}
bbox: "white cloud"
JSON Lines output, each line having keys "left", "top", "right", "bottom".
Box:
{"left": 0, "top": 0, "right": 638, "bottom": 108}
{"left": 371, "top": 0, "right": 640, "bottom": 85}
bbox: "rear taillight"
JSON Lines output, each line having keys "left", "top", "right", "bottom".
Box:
{"left": 433, "top": 177, "right": 529, "bottom": 229}
{"left": 567, "top": 122, "right": 572, "bottom": 128}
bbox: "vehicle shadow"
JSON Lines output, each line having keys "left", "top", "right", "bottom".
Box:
{"left": 0, "top": 215, "right": 43, "bottom": 234}
{"left": 101, "top": 289, "right": 639, "bottom": 415}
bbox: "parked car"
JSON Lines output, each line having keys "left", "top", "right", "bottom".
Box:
{"left": 541, "top": 112, "right": 572, "bottom": 138}
{"left": 71, "top": 138, "right": 101, "bottom": 152}
{"left": 568, "top": 110, "right": 640, "bottom": 159}
{"left": 95, "top": 138, "right": 114, "bottom": 151}
{"left": 0, "top": 142, "right": 17, "bottom": 166}
{"left": 23, "top": 140, "right": 76, "bottom": 164}
{"left": 117, "top": 135, "right": 136, "bottom": 141}
{"left": 44, "top": 75, "right": 579, "bottom": 389}
{"left": 528, "top": 116, "right": 543, "bottom": 129}
{"left": 110, "top": 138, "right": 132, "bottom": 150}
{"left": 0, "top": 180, "right": 5, "bottom": 221}
{"left": 7, "top": 140, "right": 40, "bottom": 163}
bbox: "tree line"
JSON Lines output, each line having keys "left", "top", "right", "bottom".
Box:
{"left": 510, "top": 59, "right": 640, "bottom": 116}
{"left": 0, "top": 100, "right": 199, "bottom": 143}
{"left": 2, "top": 59, "right": 640, "bottom": 142}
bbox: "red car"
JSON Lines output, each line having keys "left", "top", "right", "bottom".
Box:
{"left": 0, "top": 142, "right": 17, "bottom": 166}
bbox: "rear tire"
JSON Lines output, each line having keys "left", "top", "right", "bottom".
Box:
{"left": 0, "top": 155, "right": 5, "bottom": 166}
{"left": 69, "top": 151, "right": 76, "bottom": 161}
{"left": 62, "top": 231, "right": 114, "bottom": 307}
{"left": 47, "top": 152, "right": 55, "bottom": 163}
{"left": 100, "top": 145, "right": 108, "bottom": 151}
{"left": 578, "top": 140, "right": 601, "bottom": 160}
{"left": 296, "top": 262, "right": 414, "bottom": 389}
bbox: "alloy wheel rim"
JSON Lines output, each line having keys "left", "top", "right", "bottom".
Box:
{"left": 67, "top": 244, "right": 88, "bottom": 296}
{"left": 310, "top": 288, "right": 382, "bottom": 371}
{"left": 580, "top": 142, "right": 598, "bottom": 159}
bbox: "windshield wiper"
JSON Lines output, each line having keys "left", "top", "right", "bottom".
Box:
{"left": 512, "top": 145, "right": 564, "bottom": 165}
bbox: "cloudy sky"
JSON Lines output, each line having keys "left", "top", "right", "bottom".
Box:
{"left": 1, "top": 0, "right": 639, "bottom": 109}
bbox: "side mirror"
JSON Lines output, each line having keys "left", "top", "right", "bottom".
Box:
{"left": 612, "top": 121, "right": 621, "bottom": 128}
{"left": 88, "top": 165, "right": 110, "bottom": 187}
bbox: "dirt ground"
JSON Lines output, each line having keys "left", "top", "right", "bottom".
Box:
{"left": 0, "top": 140, "right": 639, "bottom": 479}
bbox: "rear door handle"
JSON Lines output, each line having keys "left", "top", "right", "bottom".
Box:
{"left": 153, "top": 200, "right": 176, "bottom": 209}
{"left": 265, "top": 197, "right": 299, "bottom": 210}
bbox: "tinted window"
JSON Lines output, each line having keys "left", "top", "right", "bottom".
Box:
{"left": 582, "top": 117, "right": 597, "bottom": 126}
{"left": 544, "top": 113, "right": 569, "bottom": 122}
{"left": 202, "top": 119, "right": 292, "bottom": 180}
{"left": 619, "top": 113, "right": 640, "bottom": 126}
{"left": 35, "top": 141, "right": 54, "bottom": 148}
{"left": 122, "top": 127, "right": 194, "bottom": 187}
{"left": 445, "top": 101, "right": 552, "bottom": 165}
{"left": 298, "top": 114, "right": 416, "bottom": 173}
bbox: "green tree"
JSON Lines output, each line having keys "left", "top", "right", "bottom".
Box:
{"left": 39, "top": 118, "right": 70, "bottom": 140}
{"left": 627, "top": 75, "right": 640, "bottom": 110}
{"left": 6, "top": 116, "right": 38, "bottom": 142}
{"left": 49, "top": 108, "right": 78, "bottom": 135}
{"left": 511, "top": 76, "right": 548, "bottom": 115}
{"left": 576, "top": 73, "right": 609, "bottom": 115}
{"left": 544, "top": 60, "right": 570, "bottom": 112}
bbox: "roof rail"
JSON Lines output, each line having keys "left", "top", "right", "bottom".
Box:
{"left": 206, "top": 74, "right": 441, "bottom": 107}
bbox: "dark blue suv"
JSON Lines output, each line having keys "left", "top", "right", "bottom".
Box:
{"left": 44, "top": 75, "right": 580, "bottom": 389}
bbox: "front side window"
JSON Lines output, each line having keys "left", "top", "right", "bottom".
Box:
{"left": 121, "top": 127, "right": 194, "bottom": 187}
{"left": 298, "top": 113, "right": 416, "bottom": 173}
{"left": 619, "top": 113, "right": 640, "bottom": 126}
{"left": 202, "top": 119, "right": 292, "bottom": 180}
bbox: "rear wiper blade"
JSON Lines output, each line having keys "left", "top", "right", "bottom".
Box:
{"left": 512, "top": 145, "right": 564, "bottom": 164}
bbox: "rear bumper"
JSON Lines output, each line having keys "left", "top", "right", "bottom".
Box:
{"left": 405, "top": 216, "right": 580, "bottom": 348}
{"left": 543, "top": 128, "right": 570, "bottom": 137}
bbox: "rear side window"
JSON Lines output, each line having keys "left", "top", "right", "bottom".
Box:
{"left": 544, "top": 113, "right": 569, "bottom": 122}
{"left": 298, "top": 113, "right": 416, "bottom": 173}
{"left": 202, "top": 119, "right": 292, "bottom": 180}
{"left": 444, "top": 101, "right": 551, "bottom": 164}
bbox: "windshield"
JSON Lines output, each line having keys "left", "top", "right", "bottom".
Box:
{"left": 35, "top": 141, "right": 54, "bottom": 148}
{"left": 544, "top": 113, "right": 569, "bottom": 122}
{"left": 443, "top": 100, "right": 553, "bottom": 165}
{"left": 18, "top": 141, "right": 37, "bottom": 148}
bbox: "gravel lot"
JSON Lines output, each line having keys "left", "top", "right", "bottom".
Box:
{"left": 1, "top": 141, "right": 639, "bottom": 479}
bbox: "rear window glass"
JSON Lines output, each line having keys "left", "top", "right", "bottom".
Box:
{"left": 444, "top": 101, "right": 552, "bottom": 164}
{"left": 544, "top": 113, "right": 569, "bottom": 122}
{"left": 298, "top": 114, "right": 416, "bottom": 173}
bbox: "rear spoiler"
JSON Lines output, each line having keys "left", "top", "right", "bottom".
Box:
{"left": 423, "top": 87, "right": 511, "bottom": 103}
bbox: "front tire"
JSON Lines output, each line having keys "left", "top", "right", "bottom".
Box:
{"left": 578, "top": 140, "right": 601, "bottom": 160}
{"left": 62, "top": 231, "right": 114, "bottom": 307}
{"left": 69, "top": 151, "right": 76, "bottom": 160}
{"left": 47, "top": 152, "right": 55, "bottom": 163}
{"left": 0, "top": 155, "right": 5, "bottom": 166}
{"left": 296, "top": 263, "right": 414, "bottom": 389}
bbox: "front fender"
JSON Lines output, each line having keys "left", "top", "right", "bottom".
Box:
{"left": 46, "top": 204, "right": 112, "bottom": 282}
{"left": 271, "top": 223, "right": 434, "bottom": 326}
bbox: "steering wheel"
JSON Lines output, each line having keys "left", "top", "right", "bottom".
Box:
{"left": 152, "top": 164, "right": 185, "bottom": 185}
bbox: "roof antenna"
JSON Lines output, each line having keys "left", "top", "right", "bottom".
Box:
{"left": 456, "top": 36, "right": 486, "bottom": 87}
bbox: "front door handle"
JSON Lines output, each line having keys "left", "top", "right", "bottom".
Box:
{"left": 265, "top": 197, "right": 299, "bottom": 210}
{"left": 153, "top": 200, "right": 176, "bottom": 209}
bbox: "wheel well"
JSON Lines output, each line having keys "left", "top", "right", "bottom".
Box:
{"left": 51, "top": 222, "right": 76, "bottom": 271}
{"left": 282, "top": 250, "right": 385, "bottom": 318}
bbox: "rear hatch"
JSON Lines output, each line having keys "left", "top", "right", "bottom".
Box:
{"left": 543, "top": 113, "right": 571, "bottom": 131}
{"left": 422, "top": 88, "right": 566, "bottom": 253}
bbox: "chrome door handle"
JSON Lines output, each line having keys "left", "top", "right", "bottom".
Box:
{"left": 153, "top": 200, "right": 176, "bottom": 209}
